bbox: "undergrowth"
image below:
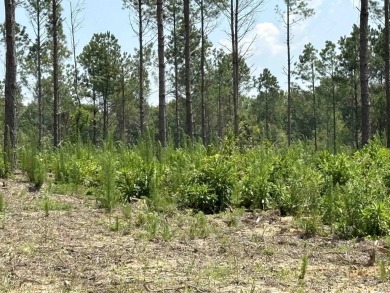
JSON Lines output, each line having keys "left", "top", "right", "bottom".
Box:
{"left": 13, "top": 137, "right": 390, "bottom": 239}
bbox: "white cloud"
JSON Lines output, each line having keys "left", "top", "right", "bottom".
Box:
{"left": 254, "top": 22, "right": 284, "bottom": 56}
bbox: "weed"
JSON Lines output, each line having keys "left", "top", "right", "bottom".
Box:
{"left": 298, "top": 254, "right": 308, "bottom": 280}
{"left": 263, "top": 246, "right": 276, "bottom": 257}
{"left": 226, "top": 212, "right": 239, "bottom": 228}
{"left": 161, "top": 219, "right": 174, "bottom": 242}
{"left": 189, "top": 212, "right": 209, "bottom": 239}
{"left": 19, "top": 243, "right": 38, "bottom": 257}
{"left": 110, "top": 217, "right": 119, "bottom": 232}
{"left": 144, "top": 212, "right": 160, "bottom": 240}
{"left": 96, "top": 152, "right": 119, "bottom": 212}
{"left": 298, "top": 215, "right": 323, "bottom": 238}
{"left": 204, "top": 264, "right": 231, "bottom": 281}
{"left": 122, "top": 203, "right": 132, "bottom": 220}
{"left": 43, "top": 196, "right": 49, "bottom": 217}
{"left": 135, "top": 212, "right": 147, "bottom": 227}
{"left": 0, "top": 192, "right": 4, "bottom": 213}
{"left": 39, "top": 197, "right": 73, "bottom": 213}
{"left": 0, "top": 217, "right": 4, "bottom": 230}
{"left": 379, "top": 260, "right": 388, "bottom": 282}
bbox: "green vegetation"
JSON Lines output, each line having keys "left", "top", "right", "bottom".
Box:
{"left": 298, "top": 254, "right": 309, "bottom": 280}
{"left": 7, "top": 137, "right": 390, "bottom": 239}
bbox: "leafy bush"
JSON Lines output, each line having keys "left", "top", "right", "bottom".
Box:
{"left": 268, "top": 150, "right": 323, "bottom": 216}
{"left": 238, "top": 152, "right": 273, "bottom": 210}
{"left": 179, "top": 154, "right": 235, "bottom": 214}
{"left": 361, "top": 202, "right": 390, "bottom": 237}
{"left": 117, "top": 163, "right": 154, "bottom": 201}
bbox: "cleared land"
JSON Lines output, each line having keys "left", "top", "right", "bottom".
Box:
{"left": 0, "top": 172, "right": 389, "bottom": 293}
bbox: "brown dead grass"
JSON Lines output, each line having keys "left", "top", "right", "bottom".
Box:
{"left": 0, "top": 173, "right": 389, "bottom": 292}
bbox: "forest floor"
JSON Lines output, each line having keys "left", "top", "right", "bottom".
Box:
{"left": 0, "top": 172, "right": 389, "bottom": 293}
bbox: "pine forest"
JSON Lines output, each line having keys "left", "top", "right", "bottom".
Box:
{"left": 2, "top": 0, "right": 390, "bottom": 291}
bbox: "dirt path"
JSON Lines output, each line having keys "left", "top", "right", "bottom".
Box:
{"left": 0, "top": 173, "right": 389, "bottom": 292}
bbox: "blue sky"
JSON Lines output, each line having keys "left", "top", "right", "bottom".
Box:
{"left": 1, "top": 0, "right": 360, "bottom": 104}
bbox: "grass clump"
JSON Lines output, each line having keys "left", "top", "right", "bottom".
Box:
{"left": 39, "top": 197, "right": 73, "bottom": 214}
{"left": 379, "top": 260, "right": 389, "bottom": 282}
{"left": 298, "top": 254, "right": 308, "bottom": 280}
{"left": 0, "top": 192, "right": 4, "bottom": 213}
{"left": 20, "top": 147, "right": 46, "bottom": 190}
{"left": 189, "top": 212, "right": 209, "bottom": 239}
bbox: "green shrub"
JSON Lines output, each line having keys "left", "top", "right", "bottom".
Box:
{"left": 117, "top": 163, "right": 154, "bottom": 201}
{"left": 179, "top": 154, "right": 235, "bottom": 214}
{"left": 20, "top": 148, "right": 46, "bottom": 190}
{"left": 316, "top": 152, "right": 352, "bottom": 188}
{"left": 238, "top": 149, "right": 274, "bottom": 210}
{"left": 361, "top": 202, "right": 390, "bottom": 237}
{"left": 268, "top": 151, "right": 323, "bottom": 216}
{"left": 95, "top": 152, "right": 119, "bottom": 212}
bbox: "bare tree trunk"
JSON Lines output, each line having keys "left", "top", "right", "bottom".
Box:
{"left": 385, "top": 0, "right": 390, "bottom": 147}
{"left": 311, "top": 63, "right": 317, "bottom": 151}
{"left": 36, "top": 0, "right": 44, "bottom": 148}
{"left": 360, "top": 0, "right": 370, "bottom": 146}
{"left": 234, "top": 0, "right": 239, "bottom": 136}
{"left": 184, "top": 0, "right": 193, "bottom": 141}
{"left": 230, "top": 0, "right": 239, "bottom": 136}
{"left": 332, "top": 81, "right": 336, "bottom": 154}
{"left": 93, "top": 89, "right": 97, "bottom": 145}
{"left": 138, "top": 0, "right": 145, "bottom": 137}
{"left": 354, "top": 81, "right": 359, "bottom": 148}
{"left": 287, "top": 0, "right": 292, "bottom": 146}
{"left": 68, "top": 0, "right": 83, "bottom": 138}
{"left": 103, "top": 86, "right": 108, "bottom": 140}
{"left": 173, "top": 1, "right": 180, "bottom": 148}
{"left": 4, "top": 0, "right": 17, "bottom": 170}
{"left": 121, "top": 66, "right": 126, "bottom": 142}
{"left": 217, "top": 70, "right": 222, "bottom": 138}
{"left": 157, "top": 0, "right": 166, "bottom": 146}
{"left": 265, "top": 89, "right": 270, "bottom": 140}
{"left": 52, "top": 0, "right": 59, "bottom": 147}
{"left": 200, "top": 0, "right": 206, "bottom": 144}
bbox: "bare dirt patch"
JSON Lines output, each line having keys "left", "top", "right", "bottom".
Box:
{"left": 0, "top": 173, "right": 389, "bottom": 292}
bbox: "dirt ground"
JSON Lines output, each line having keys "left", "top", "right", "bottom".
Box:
{"left": 0, "top": 172, "right": 389, "bottom": 293}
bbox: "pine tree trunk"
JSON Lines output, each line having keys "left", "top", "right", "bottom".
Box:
{"left": 184, "top": 0, "right": 193, "bottom": 141}
{"left": 200, "top": 0, "right": 206, "bottom": 144}
{"left": 332, "top": 80, "right": 336, "bottom": 154}
{"left": 287, "top": 0, "right": 292, "bottom": 146}
{"left": 4, "top": 0, "right": 17, "bottom": 169}
{"left": 37, "top": 0, "right": 43, "bottom": 148}
{"left": 173, "top": 2, "right": 180, "bottom": 148}
{"left": 385, "top": 0, "right": 390, "bottom": 147}
{"left": 93, "top": 89, "right": 97, "bottom": 145}
{"left": 360, "top": 0, "right": 370, "bottom": 146}
{"left": 231, "top": 0, "right": 239, "bottom": 136}
{"left": 121, "top": 67, "right": 126, "bottom": 142}
{"left": 52, "top": 0, "right": 59, "bottom": 147}
{"left": 311, "top": 62, "right": 317, "bottom": 151}
{"left": 234, "top": 0, "right": 239, "bottom": 136}
{"left": 69, "top": 1, "right": 81, "bottom": 138}
{"left": 157, "top": 0, "right": 166, "bottom": 146}
{"left": 139, "top": 0, "right": 145, "bottom": 137}
{"left": 354, "top": 81, "right": 359, "bottom": 148}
